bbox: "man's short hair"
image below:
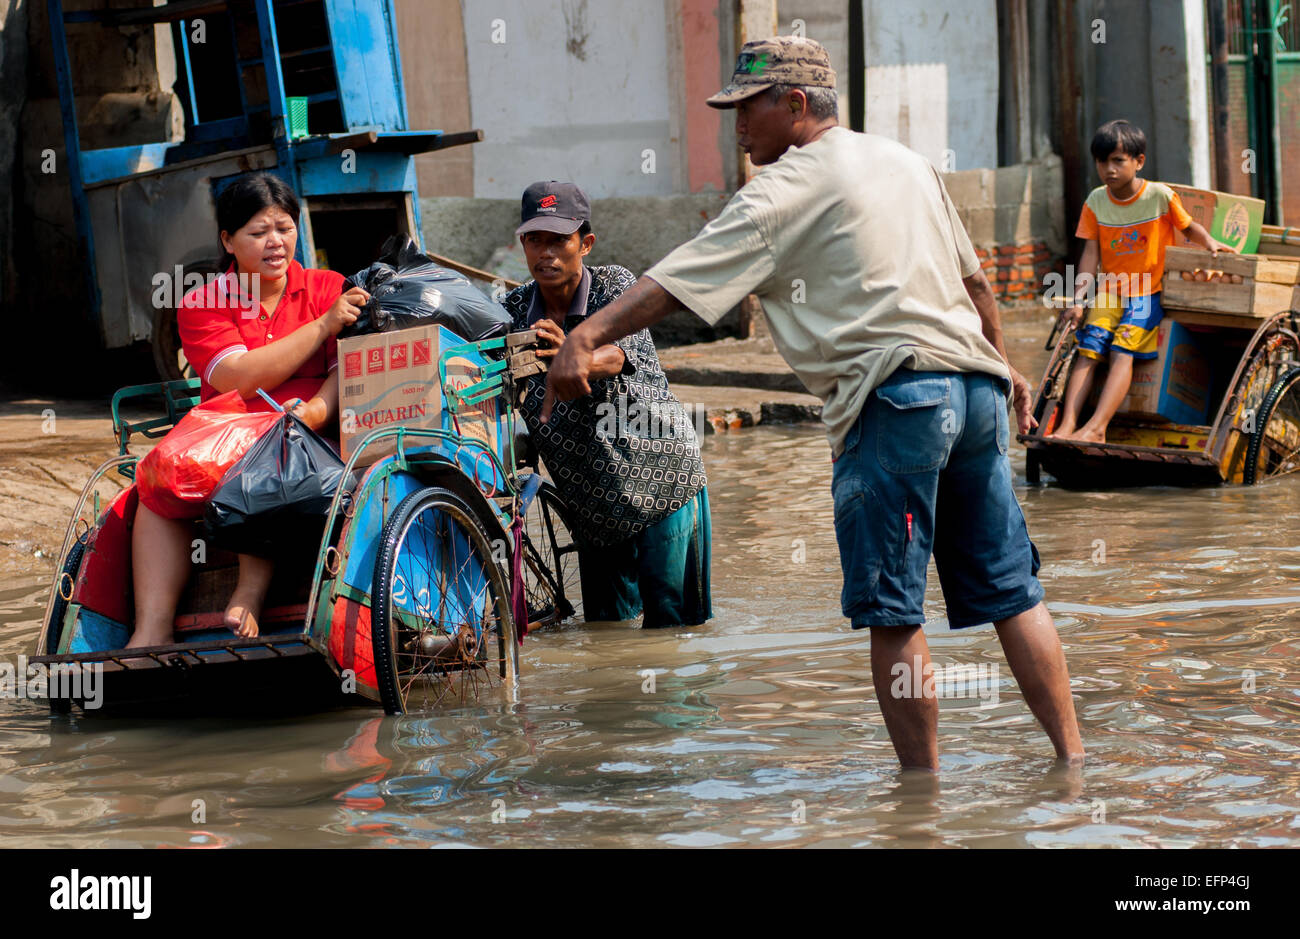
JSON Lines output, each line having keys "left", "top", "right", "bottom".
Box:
{"left": 1090, "top": 120, "right": 1146, "bottom": 161}
{"left": 578, "top": 220, "right": 592, "bottom": 238}
{"left": 764, "top": 83, "right": 838, "bottom": 120}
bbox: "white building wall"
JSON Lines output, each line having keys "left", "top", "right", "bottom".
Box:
{"left": 460, "top": 0, "right": 678, "bottom": 199}
{"left": 863, "top": 0, "right": 999, "bottom": 171}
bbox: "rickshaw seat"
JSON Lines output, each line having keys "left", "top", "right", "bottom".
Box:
{"left": 111, "top": 379, "right": 202, "bottom": 463}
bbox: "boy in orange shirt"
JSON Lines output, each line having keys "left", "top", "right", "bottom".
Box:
{"left": 1050, "top": 120, "right": 1232, "bottom": 443}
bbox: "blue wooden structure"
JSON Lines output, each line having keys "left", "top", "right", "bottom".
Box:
{"left": 46, "top": 0, "right": 482, "bottom": 379}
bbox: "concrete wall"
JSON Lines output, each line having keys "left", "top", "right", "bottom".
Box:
{"left": 421, "top": 190, "right": 736, "bottom": 343}
{"left": 1070, "top": 0, "right": 1210, "bottom": 191}
{"left": 776, "top": 1, "right": 852, "bottom": 125}
{"left": 862, "top": 0, "right": 1000, "bottom": 171}
{"left": 943, "top": 155, "right": 1067, "bottom": 257}
{"left": 460, "top": 0, "right": 679, "bottom": 199}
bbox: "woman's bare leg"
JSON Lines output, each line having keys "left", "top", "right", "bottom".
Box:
{"left": 128, "top": 504, "right": 192, "bottom": 648}
{"left": 225, "top": 554, "right": 275, "bottom": 638}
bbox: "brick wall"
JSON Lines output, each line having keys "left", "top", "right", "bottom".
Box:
{"left": 976, "top": 240, "right": 1064, "bottom": 302}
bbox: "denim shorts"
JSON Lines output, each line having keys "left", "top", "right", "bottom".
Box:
{"left": 1077, "top": 291, "right": 1163, "bottom": 361}
{"left": 831, "top": 368, "right": 1043, "bottom": 629}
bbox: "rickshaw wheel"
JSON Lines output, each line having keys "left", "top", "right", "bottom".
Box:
{"left": 151, "top": 302, "right": 198, "bottom": 382}
{"left": 1243, "top": 367, "right": 1300, "bottom": 484}
{"left": 519, "top": 478, "right": 583, "bottom": 630}
{"left": 151, "top": 260, "right": 218, "bottom": 381}
{"left": 371, "top": 486, "right": 517, "bottom": 715}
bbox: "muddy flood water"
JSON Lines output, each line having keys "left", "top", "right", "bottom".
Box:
{"left": 1, "top": 310, "right": 1298, "bottom": 849}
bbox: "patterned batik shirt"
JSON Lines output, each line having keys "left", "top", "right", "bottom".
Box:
{"left": 503, "top": 264, "right": 707, "bottom": 548}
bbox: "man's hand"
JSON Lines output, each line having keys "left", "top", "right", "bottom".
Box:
{"left": 534, "top": 318, "right": 566, "bottom": 359}
{"left": 1008, "top": 366, "right": 1038, "bottom": 435}
{"left": 1061, "top": 303, "right": 1084, "bottom": 329}
{"left": 541, "top": 324, "right": 596, "bottom": 423}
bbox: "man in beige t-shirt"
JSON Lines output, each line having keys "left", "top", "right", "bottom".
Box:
{"left": 543, "top": 37, "right": 1083, "bottom": 771}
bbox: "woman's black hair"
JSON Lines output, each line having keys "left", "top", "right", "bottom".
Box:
{"left": 216, "top": 172, "right": 300, "bottom": 270}
{"left": 1090, "top": 119, "right": 1146, "bottom": 162}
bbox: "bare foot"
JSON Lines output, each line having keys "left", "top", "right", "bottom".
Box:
{"left": 1072, "top": 426, "right": 1107, "bottom": 444}
{"left": 224, "top": 596, "right": 262, "bottom": 638}
{"left": 1045, "top": 422, "right": 1076, "bottom": 440}
{"left": 125, "top": 628, "right": 173, "bottom": 649}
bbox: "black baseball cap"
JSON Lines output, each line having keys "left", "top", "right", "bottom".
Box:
{"left": 516, "top": 181, "right": 590, "bottom": 237}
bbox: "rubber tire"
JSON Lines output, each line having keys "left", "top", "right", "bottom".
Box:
{"left": 370, "top": 486, "right": 516, "bottom": 715}
{"left": 45, "top": 538, "right": 86, "bottom": 715}
{"left": 151, "top": 261, "right": 217, "bottom": 382}
{"left": 45, "top": 538, "right": 86, "bottom": 657}
{"left": 519, "top": 478, "right": 583, "bottom": 629}
{"left": 1243, "top": 366, "right": 1300, "bottom": 485}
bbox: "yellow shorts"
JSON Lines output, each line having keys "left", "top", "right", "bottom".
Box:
{"left": 1076, "top": 292, "right": 1163, "bottom": 361}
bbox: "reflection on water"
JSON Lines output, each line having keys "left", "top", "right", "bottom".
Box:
{"left": 2, "top": 422, "right": 1300, "bottom": 847}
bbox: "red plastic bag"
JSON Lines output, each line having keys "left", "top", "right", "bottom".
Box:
{"left": 136, "top": 391, "right": 281, "bottom": 519}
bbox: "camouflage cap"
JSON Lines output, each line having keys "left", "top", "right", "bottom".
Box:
{"left": 706, "top": 36, "right": 836, "bottom": 109}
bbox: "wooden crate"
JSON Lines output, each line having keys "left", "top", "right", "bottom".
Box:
{"left": 1260, "top": 225, "right": 1300, "bottom": 259}
{"left": 1163, "top": 246, "right": 1298, "bottom": 317}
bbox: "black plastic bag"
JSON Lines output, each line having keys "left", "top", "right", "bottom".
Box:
{"left": 203, "top": 412, "right": 356, "bottom": 558}
{"left": 341, "top": 233, "right": 511, "bottom": 340}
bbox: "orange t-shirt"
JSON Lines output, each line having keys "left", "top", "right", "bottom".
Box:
{"left": 1076, "top": 180, "right": 1192, "bottom": 297}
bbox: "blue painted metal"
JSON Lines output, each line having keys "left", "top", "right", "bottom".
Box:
{"left": 173, "top": 116, "right": 251, "bottom": 147}
{"left": 49, "top": 0, "right": 465, "bottom": 355}
{"left": 296, "top": 151, "right": 416, "bottom": 195}
{"left": 339, "top": 466, "right": 426, "bottom": 594}
{"left": 80, "top": 144, "right": 177, "bottom": 185}
{"left": 46, "top": 0, "right": 101, "bottom": 325}
{"left": 66, "top": 607, "right": 130, "bottom": 655}
{"left": 250, "top": 0, "right": 307, "bottom": 266}
{"left": 382, "top": 0, "right": 410, "bottom": 128}
{"left": 179, "top": 19, "right": 200, "bottom": 123}
{"left": 325, "top": 0, "right": 405, "bottom": 131}
{"left": 225, "top": 9, "right": 253, "bottom": 130}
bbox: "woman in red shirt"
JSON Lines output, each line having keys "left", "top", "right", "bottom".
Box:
{"left": 128, "top": 173, "right": 368, "bottom": 648}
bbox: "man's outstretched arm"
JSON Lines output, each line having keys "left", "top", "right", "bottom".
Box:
{"left": 542, "top": 276, "right": 682, "bottom": 421}
{"left": 962, "top": 268, "right": 1037, "bottom": 435}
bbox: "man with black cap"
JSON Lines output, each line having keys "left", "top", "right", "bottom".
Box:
{"left": 502, "top": 181, "right": 711, "bottom": 629}
{"left": 542, "top": 39, "right": 1084, "bottom": 771}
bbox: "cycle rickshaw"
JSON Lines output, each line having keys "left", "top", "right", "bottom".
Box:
{"left": 31, "top": 326, "right": 582, "bottom": 716}
{"left": 1019, "top": 247, "right": 1300, "bottom": 487}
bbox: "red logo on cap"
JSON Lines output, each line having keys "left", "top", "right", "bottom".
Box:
{"left": 539, "top": 195, "right": 557, "bottom": 209}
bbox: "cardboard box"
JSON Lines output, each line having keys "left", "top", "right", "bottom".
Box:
{"left": 1120, "top": 319, "right": 1213, "bottom": 425}
{"left": 337, "top": 324, "right": 443, "bottom": 465}
{"left": 1168, "top": 184, "right": 1265, "bottom": 254}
